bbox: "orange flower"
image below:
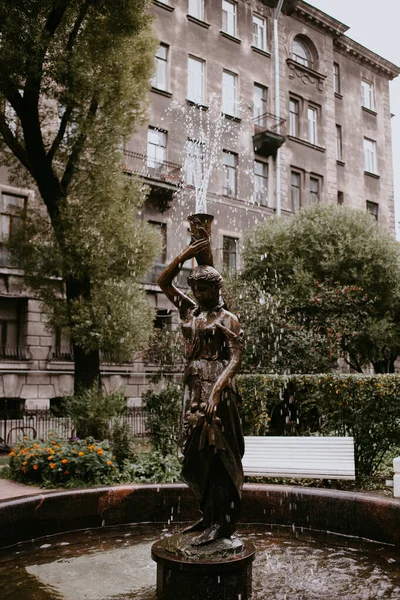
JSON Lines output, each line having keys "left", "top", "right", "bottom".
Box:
{"left": 106, "top": 460, "right": 113, "bottom": 466}
{"left": 52, "top": 441, "right": 57, "bottom": 445}
{"left": 33, "top": 464, "right": 39, "bottom": 470}
{"left": 48, "top": 456, "right": 53, "bottom": 460}
{"left": 22, "top": 461, "right": 28, "bottom": 466}
{"left": 9, "top": 451, "right": 15, "bottom": 457}
{"left": 49, "top": 463, "right": 56, "bottom": 469}
{"left": 78, "top": 451, "right": 85, "bottom": 457}
{"left": 97, "top": 449, "right": 103, "bottom": 456}
{"left": 61, "top": 458, "right": 68, "bottom": 464}
{"left": 64, "top": 471, "right": 70, "bottom": 475}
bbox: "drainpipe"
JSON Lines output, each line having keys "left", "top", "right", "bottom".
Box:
{"left": 274, "top": 0, "right": 285, "bottom": 217}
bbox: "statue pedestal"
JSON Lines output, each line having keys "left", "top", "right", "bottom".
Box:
{"left": 151, "top": 533, "right": 255, "bottom": 600}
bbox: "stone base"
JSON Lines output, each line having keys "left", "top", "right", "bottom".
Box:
{"left": 151, "top": 534, "right": 255, "bottom": 600}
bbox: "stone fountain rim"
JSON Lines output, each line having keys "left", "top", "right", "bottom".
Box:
{"left": 0, "top": 483, "right": 399, "bottom": 550}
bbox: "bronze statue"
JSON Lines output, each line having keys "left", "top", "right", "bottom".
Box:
{"left": 157, "top": 215, "right": 244, "bottom": 547}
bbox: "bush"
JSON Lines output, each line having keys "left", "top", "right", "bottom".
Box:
{"left": 8, "top": 434, "right": 117, "bottom": 487}
{"left": 66, "top": 386, "right": 127, "bottom": 440}
{"left": 238, "top": 374, "right": 400, "bottom": 477}
{"left": 118, "top": 451, "right": 181, "bottom": 484}
{"left": 142, "top": 381, "right": 182, "bottom": 455}
{"left": 110, "top": 419, "right": 136, "bottom": 468}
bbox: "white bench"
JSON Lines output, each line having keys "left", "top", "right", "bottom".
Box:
{"left": 242, "top": 436, "right": 355, "bottom": 480}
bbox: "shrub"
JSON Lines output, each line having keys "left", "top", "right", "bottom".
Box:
{"left": 66, "top": 386, "right": 127, "bottom": 440}
{"left": 142, "top": 381, "right": 182, "bottom": 455}
{"left": 8, "top": 435, "right": 116, "bottom": 487}
{"left": 110, "top": 419, "right": 136, "bottom": 468}
{"left": 118, "top": 451, "right": 181, "bottom": 484}
{"left": 237, "top": 374, "right": 400, "bottom": 477}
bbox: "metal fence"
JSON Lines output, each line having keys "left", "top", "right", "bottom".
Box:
{"left": 0, "top": 407, "right": 148, "bottom": 446}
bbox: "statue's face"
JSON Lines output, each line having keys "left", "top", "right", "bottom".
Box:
{"left": 191, "top": 281, "right": 220, "bottom": 309}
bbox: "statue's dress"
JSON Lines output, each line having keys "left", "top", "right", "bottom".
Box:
{"left": 179, "top": 305, "right": 244, "bottom": 534}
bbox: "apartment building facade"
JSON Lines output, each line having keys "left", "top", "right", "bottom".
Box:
{"left": 0, "top": 0, "right": 398, "bottom": 412}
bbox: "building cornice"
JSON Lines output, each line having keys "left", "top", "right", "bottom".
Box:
{"left": 334, "top": 36, "right": 400, "bottom": 81}
{"left": 294, "top": 1, "right": 349, "bottom": 38}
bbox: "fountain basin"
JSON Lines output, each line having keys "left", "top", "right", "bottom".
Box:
{"left": 0, "top": 483, "right": 399, "bottom": 549}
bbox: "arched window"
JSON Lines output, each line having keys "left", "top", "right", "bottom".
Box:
{"left": 292, "top": 37, "right": 313, "bottom": 68}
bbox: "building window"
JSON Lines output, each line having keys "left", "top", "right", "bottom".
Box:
{"left": 185, "top": 139, "right": 204, "bottom": 187}
{"left": 366, "top": 200, "right": 379, "bottom": 221}
{"left": 152, "top": 44, "right": 168, "bottom": 91}
{"left": 222, "top": 70, "right": 238, "bottom": 117}
{"left": 223, "top": 151, "right": 237, "bottom": 197}
{"left": 254, "top": 161, "right": 268, "bottom": 205}
{"left": 336, "top": 125, "right": 343, "bottom": 161}
{"left": 289, "top": 98, "right": 299, "bottom": 137}
{"left": 307, "top": 106, "right": 318, "bottom": 145}
{"left": 0, "top": 192, "right": 26, "bottom": 243}
{"left": 187, "top": 56, "right": 205, "bottom": 104}
{"left": 0, "top": 298, "right": 25, "bottom": 359}
{"left": 361, "top": 79, "right": 374, "bottom": 111}
{"left": 149, "top": 221, "right": 167, "bottom": 263}
{"left": 364, "top": 137, "right": 377, "bottom": 174}
{"left": 292, "top": 37, "right": 313, "bottom": 69}
{"left": 334, "top": 63, "right": 341, "bottom": 94}
{"left": 223, "top": 236, "right": 238, "bottom": 272}
{"left": 291, "top": 171, "right": 301, "bottom": 212}
{"left": 337, "top": 191, "right": 344, "bottom": 205}
{"left": 310, "top": 176, "right": 321, "bottom": 204}
{"left": 155, "top": 309, "right": 172, "bottom": 330}
{"left": 222, "top": 0, "right": 237, "bottom": 37}
{"left": 254, "top": 84, "right": 267, "bottom": 127}
{"left": 253, "top": 15, "right": 267, "bottom": 51}
{"left": 188, "top": 0, "right": 204, "bottom": 20}
{"left": 147, "top": 127, "right": 167, "bottom": 168}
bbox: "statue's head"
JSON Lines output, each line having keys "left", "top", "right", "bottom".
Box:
{"left": 187, "top": 265, "right": 223, "bottom": 289}
{"left": 187, "top": 265, "right": 224, "bottom": 310}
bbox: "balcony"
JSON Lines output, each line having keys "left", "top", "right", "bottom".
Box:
{"left": 253, "top": 112, "right": 287, "bottom": 158}
{"left": 142, "top": 263, "right": 192, "bottom": 289}
{"left": 0, "top": 346, "right": 32, "bottom": 361}
{"left": 122, "top": 151, "right": 182, "bottom": 211}
{"left": 259, "top": 0, "right": 298, "bottom": 14}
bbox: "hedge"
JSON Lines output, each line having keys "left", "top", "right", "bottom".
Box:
{"left": 237, "top": 374, "right": 400, "bottom": 476}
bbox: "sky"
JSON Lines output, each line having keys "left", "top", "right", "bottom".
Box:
{"left": 308, "top": 0, "right": 400, "bottom": 235}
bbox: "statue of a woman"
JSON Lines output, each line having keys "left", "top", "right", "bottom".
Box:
{"left": 158, "top": 234, "right": 244, "bottom": 547}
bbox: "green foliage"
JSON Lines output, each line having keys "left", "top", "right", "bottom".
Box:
{"left": 237, "top": 373, "right": 400, "bottom": 476}
{"left": 142, "top": 381, "right": 182, "bottom": 455}
{"left": 237, "top": 205, "right": 400, "bottom": 373}
{"left": 144, "top": 329, "right": 185, "bottom": 372}
{"left": 110, "top": 419, "right": 136, "bottom": 469}
{"left": 8, "top": 435, "right": 116, "bottom": 487}
{"left": 66, "top": 386, "right": 127, "bottom": 440}
{"left": 117, "top": 451, "right": 181, "bottom": 484}
{"left": 0, "top": 0, "right": 160, "bottom": 390}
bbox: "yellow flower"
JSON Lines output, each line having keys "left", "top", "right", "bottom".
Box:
{"left": 61, "top": 458, "right": 68, "bottom": 464}
{"left": 49, "top": 463, "right": 56, "bottom": 469}
{"left": 23, "top": 436, "right": 28, "bottom": 440}
{"left": 78, "top": 451, "right": 85, "bottom": 457}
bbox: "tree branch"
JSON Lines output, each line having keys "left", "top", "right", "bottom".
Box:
{"left": 47, "top": 104, "right": 73, "bottom": 163}
{"left": 0, "top": 110, "right": 33, "bottom": 175}
{"left": 61, "top": 95, "right": 99, "bottom": 192}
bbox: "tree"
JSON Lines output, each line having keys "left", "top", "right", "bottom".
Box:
{"left": 0, "top": 1, "right": 160, "bottom": 392}
{"left": 234, "top": 205, "right": 400, "bottom": 373}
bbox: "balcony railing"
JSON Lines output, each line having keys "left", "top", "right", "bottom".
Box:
{"left": 123, "top": 151, "right": 181, "bottom": 187}
{"left": 253, "top": 112, "right": 287, "bottom": 158}
{"left": 253, "top": 112, "right": 287, "bottom": 136}
{"left": 0, "top": 346, "right": 32, "bottom": 361}
{"left": 142, "top": 263, "right": 192, "bottom": 288}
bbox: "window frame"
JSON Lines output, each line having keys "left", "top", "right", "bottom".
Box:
{"left": 361, "top": 79, "right": 375, "bottom": 111}
{"left": 290, "top": 170, "right": 302, "bottom": 213}
{"left": 253, "top": 83, "right": 268, "bottom": 127}
{"left": 188, "top": 0, "right": 205, "bottom": 21}
{"left": 366, "top": 200, "right": 379, "bottom": 221}
{"left": 292, "top": 37, "right": 313, "bottom": 69}
{"left": 147, "top": 127, "right": 167, "bottom": 168}
{"left": 0, "top": 192, "right": 26, "bottom": 244}
{"left": 307, "top": 105, "right": 318, "bottom": 146}
{"left": 254, "top": 160, "right": 268, "bottom": 206}
{"left": 187, "top": 55, "right": 205, "bottom": 105}
{"left": 152, "top": 43, "right": 169, "bottom": 91}
{"left": 363, "top": 137, "right": 377, "bottom": 174}
{"left": 289, "top": 97, "right": 300, "bottom": 137}
{"left": 149, "top": 221, "right": 167, "bottom": 264}
{"left": 222, "top": 0, "right": 237, "bottom": 37}
{"left": 222, "top": 235, "right": 238, "bottom": 273}
{"left": 222, "top": 150, "right": 238, "bottom": 197}
{"left": 336, "top": 124, "right": 343, "bottom": 161}
{"left": 222, "top": 69, "right": 238, "bottom": 117}
{"left": 309, "top": 175, "right": 321, "bottom": 205}
{"left": 252, "top": 14, "right": 267, "bottom": 51}
{"left": 334, "top": 62, "right": 341, "bottom": 95}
